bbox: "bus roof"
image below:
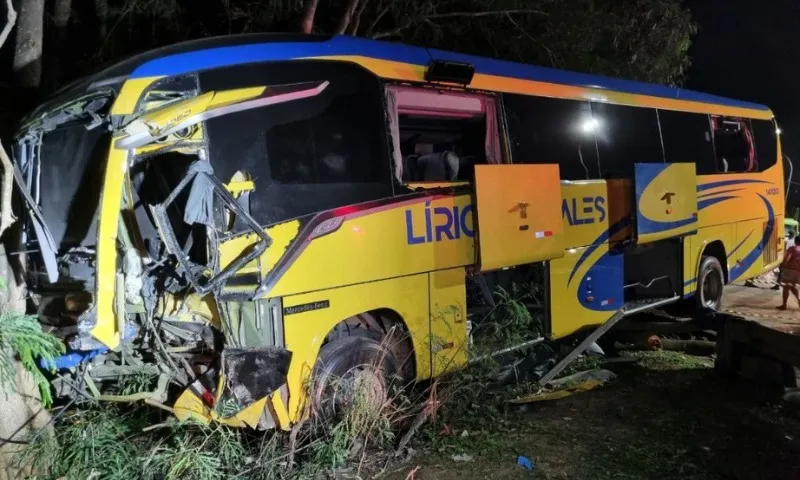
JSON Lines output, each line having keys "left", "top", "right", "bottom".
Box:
{"left": 30, "top": 33, "right": 770, "bottom": 122}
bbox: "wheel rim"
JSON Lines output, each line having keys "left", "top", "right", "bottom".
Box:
{"left": 329, "top": 364, "right": 387, "bottom": 414}
{"left": 702, "top": 269, "right": 723, "bottom": 308}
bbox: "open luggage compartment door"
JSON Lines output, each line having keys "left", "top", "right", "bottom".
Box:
{"left": 474, "top": 164, "right": 565, "bottom": 272}
{"left": 634, "top": 162, "right": 698, "bottom": 244}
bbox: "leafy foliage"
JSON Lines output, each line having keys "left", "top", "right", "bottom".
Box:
{"left": 0, "top": 306, "right": 63, "bottom": 406}
{"left": 18, "top": 405, "right": 291, "bottom": 480}
{"left": 42, "top": 0, "right": 695, "bottom": 92}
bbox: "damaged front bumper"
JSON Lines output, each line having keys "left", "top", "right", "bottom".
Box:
{"left": 174, "top": 347, "right": 293, "bottom": 430}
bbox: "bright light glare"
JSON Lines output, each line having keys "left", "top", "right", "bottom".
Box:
{"left": 777, "top": 128, "right": 782, "bottom": 135}
{"left": 581, "top": 118, "right": 599, "bottom": 134}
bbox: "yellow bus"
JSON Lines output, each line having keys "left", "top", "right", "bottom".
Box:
{"left": 11, "top": 34, "right": 783, "bottom": 430}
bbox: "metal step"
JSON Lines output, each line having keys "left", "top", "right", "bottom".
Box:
{"left": 621, "top": 295, "right": 681, "bottom": 316}
{"left": 536, "top": 295, "right": 681, "bottom": 385}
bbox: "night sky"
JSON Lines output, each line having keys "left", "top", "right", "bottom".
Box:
{"left": 687, "top": 0, "right": 800, "bottom": 214}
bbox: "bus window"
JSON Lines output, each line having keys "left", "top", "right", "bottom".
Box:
{"left": 591, "top": 103, "right": 664, "bottom": 178}
{"left": 659, "top": 110, "right": 716, "bottom": 174}
{"left": 752, "top": 119, "right": 778, "bottom": 171}
{"left": 385, "top": 86, "right": 501, "bottom": 184}
{"left": 710, "top": 115, "right": 757, "bottom": 173}
{"left": 266, "top": 92, "right": 383, "bottom": 184}
{"left": 504, "top": 94, "right": 600, "bottom": 181}
{"left": 199, "top": 61, "right": 393, "bottom": 227}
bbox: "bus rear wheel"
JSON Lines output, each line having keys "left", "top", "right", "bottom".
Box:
{"left": 696, "top": 255, "right": 724, "bottom": 310}
{"left": 311, "top": 336, "right": 399, "bottom": 420}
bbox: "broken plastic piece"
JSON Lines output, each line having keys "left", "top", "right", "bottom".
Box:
{"left": 509, "top": 369, "right": 616, "bottom": 404}
{"left": 517, "top": 455, "right": 534, "bottom": 471}
{"left": 40, "top": 347, "right": 107, "bottom": 370}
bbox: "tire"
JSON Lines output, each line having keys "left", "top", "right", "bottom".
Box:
{"left": 310, "top": 336, "right": 399, "bottom": 420}
{"left": 696, "top": 255, "right": 725, "bottom": 310}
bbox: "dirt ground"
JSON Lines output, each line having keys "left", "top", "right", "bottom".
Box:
{"left": 375, "top": 285, "right": 800, "bottom": 480}
{"left": 379, "top": 351, "right": 800, "bottom": 480}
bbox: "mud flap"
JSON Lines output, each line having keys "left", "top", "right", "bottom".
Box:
{"left": 215, "top": 347, "right": 292, "bottom": 419}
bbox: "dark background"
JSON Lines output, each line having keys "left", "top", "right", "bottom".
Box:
{"left": 687, "top": 0, "right": 800, "bottom": 215}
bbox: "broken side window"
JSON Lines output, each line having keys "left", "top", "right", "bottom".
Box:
{"left": 199, "top": 60, "right": 393, "bottom": 229}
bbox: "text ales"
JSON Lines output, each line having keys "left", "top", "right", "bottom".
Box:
{"left": 562, "top": 196, "right": 606, "bottom": 226}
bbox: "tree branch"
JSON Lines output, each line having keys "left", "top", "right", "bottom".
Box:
{"left": 365, "top": 0, "right": 390, "bottom": 38}
{"left": 0, "top": 141, "right": 17, "bottom": 239}
{"left": 335, "top": 0, "right": 361, "bottom": 35}
{"left": 0, "top": 0, "right": 17, "bottom": 49}
{"left": 0, "top": 0, "right": 17, "bottom": 239}
{"left": 505, "top": 12, "right": 556, "bottom": 66}
{"left": 373, "top": 9, "right": 547, "bottom": 39}
{"left": 427, "top": 9, "right": 548, "bottom": 20}
{"left": 300, "top": 0, "right": 319, "bottom": 34}
{"left": 350, "top": 0, "right": 370, "bottom": 35}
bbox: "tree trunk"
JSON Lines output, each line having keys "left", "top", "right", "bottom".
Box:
{"left": 12, "top": 0, "right": 44, "bottom": 89}
{"left": 335, "top": 0, "right": 361, "bottom": 35}
{"left": 300, "top": 0, "right": 319, "bottom": 34}
{"left": 350, "top": 0, "right": 369, "bottom": 35}
{"left": 53, "top": 0, "right": 70, "bottom": 34}
{"left": 45, "top": 0, "right": 71, "bottom": 91}
{"left": 95, "top": 0, "right": 108, "bottom": 40}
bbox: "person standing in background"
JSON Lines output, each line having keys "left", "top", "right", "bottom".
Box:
{"left": 778, "top": 235, "right": 800, "bottom": 310}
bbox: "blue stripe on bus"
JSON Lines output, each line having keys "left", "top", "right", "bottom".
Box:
{"left": 697, "top": 195, "right": 738, "bottom": 211}
{"left": 129, "top": 36, "right": 770, "bottom": 112}
{"left": 729, "top": 231, "right": 753, "bottom": 258}
{"left": 567, "top": 216, "right": 632, "bottom": 287}
{"left": 696, "top": 179, "right": 773, "bottom": 192}
{"left": 696, "top": 188, "right": 744, "bottom": 199}
{"left": 729, "top": 194, "right": 775, "bottom": 283}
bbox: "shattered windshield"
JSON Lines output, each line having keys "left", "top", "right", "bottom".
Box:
{"left": 19, "top": 123, "right": 109, "bottom": 253}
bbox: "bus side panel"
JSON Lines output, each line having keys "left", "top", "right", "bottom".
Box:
{"left": 696, "top": 172, "right": 782, "bottom": 228}
{"left": 731, "top": 216, "right": 781, "bottom": 284}
{"left": 560, "top": 181, "right": 626, "bottom": 249}
{"left": 282, "top": 274, "right": 431, "bottom": 422}
{"left": 429, "top": 268, "right": 468, "bottom": 377}
{"left": 683, "top": 224, "right": 735, "bottom": 296}
{"left": 549, "top": 243, "right": 624, "bottom": 339}
{"left": 269, "top": 194, "right": 475, "bottom": 298}
{"left": 549, "top": 180, "right": 631, "bottom": 339}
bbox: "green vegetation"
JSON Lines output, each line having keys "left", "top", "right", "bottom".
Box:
{"left": 0, "top": 298, "right": 63, "bottom": 406}
{"left": 15, "top": 346, "right": 800, "bottom": 480}
{"left": 624, "top": 349, "right": 713, "bottom": 370}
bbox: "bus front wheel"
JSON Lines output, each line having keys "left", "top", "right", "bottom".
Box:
{"left": 696, "top": 255, "right": 724, "bottom": 310}
{"left": 310, "top": 336, "right": 398, "bottom": 420}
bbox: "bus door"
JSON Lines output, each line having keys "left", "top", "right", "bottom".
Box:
{"left": 633, "top": 162, "right": 698, "bottom": 244}
{"left": 473, "top": 164, "right": 566, "bottom": 271}
{"left": 625, "top": 162, "right": 698, "bottom": 305}
{"left": 466, "top": 163, "right": 565, "bottom": 356}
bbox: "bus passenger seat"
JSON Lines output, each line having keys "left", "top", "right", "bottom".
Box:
{"left": 417, "top": 151, "right": 460, "bottom": 181}
{"left": 403, "top": 154, "right": 420, "bottom": 182}
{"left": 416, "top": 153, "right": 445, "bottom": 181}
{"left": 442, "top": 151, "right": 460, "bottom": 181}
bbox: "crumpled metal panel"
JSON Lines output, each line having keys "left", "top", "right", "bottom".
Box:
{"left": 216, "top": 347, "right": 292, "bottom": 419}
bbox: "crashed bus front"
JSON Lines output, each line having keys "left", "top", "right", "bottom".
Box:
{"left": 14, "top": 36, "right": 460, "bottom": 430}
